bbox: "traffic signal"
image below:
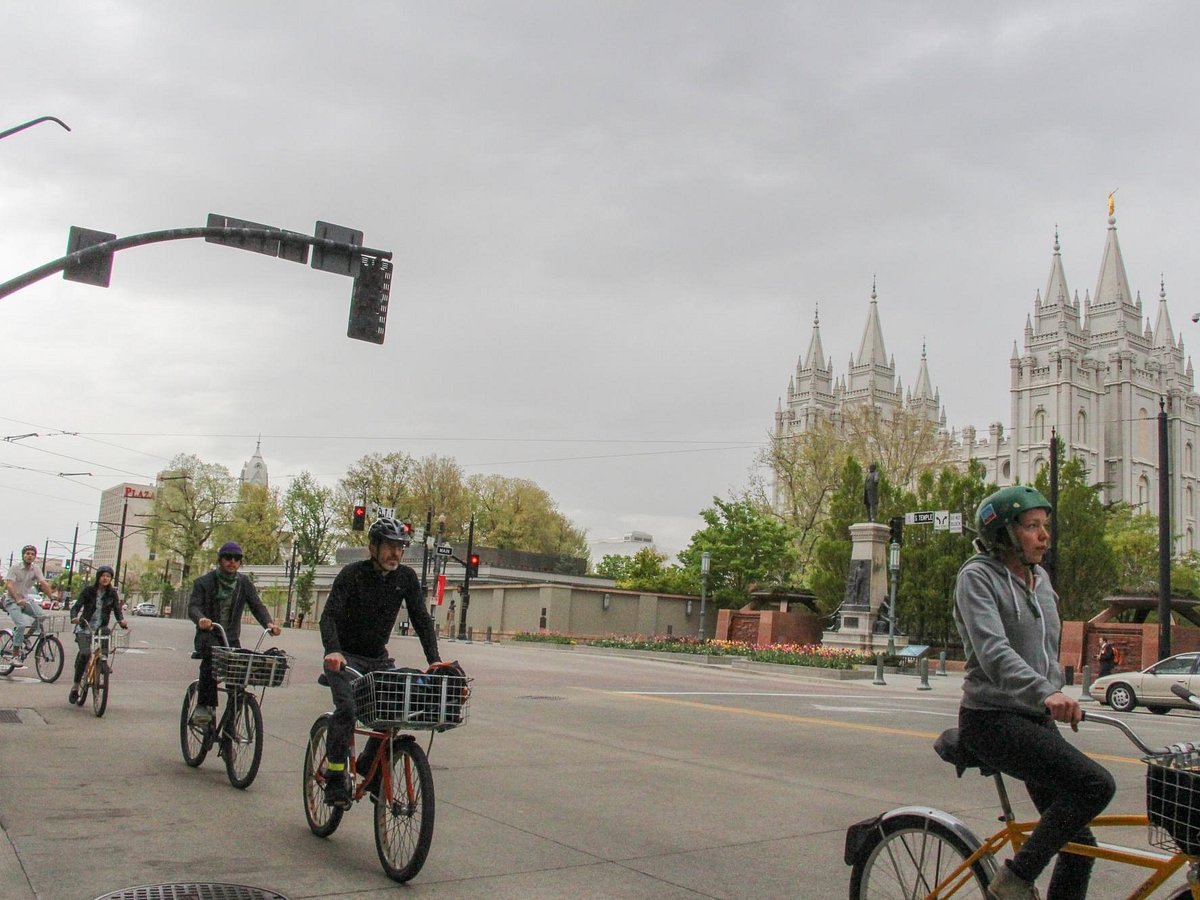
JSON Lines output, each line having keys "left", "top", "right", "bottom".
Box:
{"left": 346, "top": 255, "right": 391, "bottom": 344}
{"left": 466, "top": 553, "right": 480, "bottom": 577}
{"left": 352, "top": 505, "right": 366, "bottom": 531}
{"left": 888, "top": 515, "right": 904, "bottom": 546}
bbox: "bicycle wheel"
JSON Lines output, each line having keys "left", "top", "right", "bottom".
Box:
{"left": 374, "top": 736, "right": 435, "bottom": 883}
{"left": 91, "top": 656, "right": 110, "bottom": 717}
{"left": 849, "top": 813, "right": 991, "bottom": 899}
{"left": 179, "top": 681, "right": 212, "bottom": 767}
{"left": 223, "top": 691, "right": 264, "bottom": 789}
{"left": 0, "top": 630, "right": 15, "bottom": 677}
{"left": 303, "top": 714, "right": 344, "bottom": 837}
{"left": 35, "top": 635, "right": 64, "bottom": 683}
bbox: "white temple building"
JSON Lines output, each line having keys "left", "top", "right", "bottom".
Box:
{"left": 775, "top": 204, "right": 1200, "bottom": 552}
{"left": 240, "top": 440, "right": 269, "bottom": 489}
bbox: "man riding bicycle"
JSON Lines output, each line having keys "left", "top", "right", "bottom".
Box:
{"left": 3, "top": 545, "right": 57, "bottom": 668}
{"left": 319, "top": 516, "right": 443, "bottom": 809}
{"left": 188, "top": 542, "right": 280, "bottom": 726}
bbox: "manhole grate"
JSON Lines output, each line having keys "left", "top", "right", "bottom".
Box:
{"left": 93, "top": 884, "right": 289, "bottom": 900}
{"left": 0, "top": 709, "right": 22, "bottom": 724}
{"left": 517, "top": 695, "right": 565, "bottom": 701}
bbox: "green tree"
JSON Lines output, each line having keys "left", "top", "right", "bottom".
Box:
{"left": 336, "top": 452, "right": 418, "bottom": 545}
{"left": 409, "top": 455, "right": 473, "bottom": 540}
{"left": 612, "top": 547, "right": 698, "bottom": 595}
{"left": 149, "top": 454, "right": 238, "bottom": 585}
{"left": 1035, "top": 457, "right": 1118, "bottom": 620}
{"left": 808, "top": 459, "right": 867, "bottom": 614}
{"left": 1102, "top": 501, "right": 1159, "bottom": 595}
{"left": 467, "top": 474, "right": 588, "bottom": 557}
{"left": 294, "top": 566, "right": 316, "bottom": 622}
{"left": 594, "top": 554, "right": 633, "bottom": 580}
{"left": 283, "top": 471, "right": 340, "bottom": 566}
{"left": 679, "top": 496, "right": 799, "bottom": 606}
{"left": 215, "top": 483, "right": 286, "bottom": 564}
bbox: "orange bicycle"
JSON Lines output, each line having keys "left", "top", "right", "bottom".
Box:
{"left": 302, "top": 665, "right": 470, "bottom": 882}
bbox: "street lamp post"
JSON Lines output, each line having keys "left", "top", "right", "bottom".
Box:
{"left": 699, "top": 552, "right": 711, "bottom": 640}
{"left": 887, "top": 540, "right": 900, "bottom": 656}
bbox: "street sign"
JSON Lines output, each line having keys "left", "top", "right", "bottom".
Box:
{"left": 906, "top": 511, "right": 936, "bottom": 525}
{"left": 436, "top": 545, "right": 453, "bottom": 556}
{"left": 64, "top": 226, "right": 117, "bottom": 287}
{"left": 950, "top": 513, "right": 963, "bottom": 534}
{"left": 934, "top": 510, "right": 950, "bottom": 531}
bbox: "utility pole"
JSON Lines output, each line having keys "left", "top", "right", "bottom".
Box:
{"left": 1048, "top": 428, "right": 1059, "bottom": 586}
{"left": 1159, "top": 398, "right": 1172, "bottom": 660}
{"left": 112, "top": 498, "right": 130, "bottom": 588}
{"left": 66, "top": 524, "right": 79, "bottom": 603}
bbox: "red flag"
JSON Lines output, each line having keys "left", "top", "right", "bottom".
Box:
{"left": 436, "top": 574, "right": 446, "bottom": 605}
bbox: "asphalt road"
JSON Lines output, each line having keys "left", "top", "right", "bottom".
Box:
{"left": 2, "top": 616, "right": 1198, "bottom": 899}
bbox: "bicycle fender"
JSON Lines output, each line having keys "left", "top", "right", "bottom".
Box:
{"left": 844, "top": 814, "right": 884, "bottom": 865}
{"left": 845, "top": 806, "right": 992, "bottom": 871}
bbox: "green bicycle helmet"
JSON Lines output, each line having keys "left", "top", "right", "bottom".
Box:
{"left": 975, "top": 485, "right": 1052, "bottom": 555}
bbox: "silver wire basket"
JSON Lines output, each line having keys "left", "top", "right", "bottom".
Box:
{"left": 212, "top": 646, "right": 292, "bottom": 688}
{"left": 352, "top": 669, "right": 471, "bottom": 731}
{"left": 1146, "top": 748, "right": 1200, "bottom": 856}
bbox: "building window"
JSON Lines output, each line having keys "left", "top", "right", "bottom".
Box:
{"left": 1002, "top": 460, "right": 1011, "bottom": 480}
{"left": 1033, "top": 408, "right": 1047, "bottom": 442}
{"left": 1189, "top": 485, "right": 1195, "bottom": 518}
{"left": 539, "top": 607, "right": 547, "bottom": 630}
{"left": 1138, "top": 475, "right": 1150, "bottom": 510}
{"left": 1138, "top": 407, "right": 1152, "bottom": 459}
{"left": 1188, "top": 442, "right": 1195, "bottom": 474}
{"left": 1077, "top": 409, "right": 1087, "bottom": 444}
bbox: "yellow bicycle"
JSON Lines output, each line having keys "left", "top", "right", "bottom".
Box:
{"left": 846, "top": 697, "right": 1200, "bottom": 899}
{"left": 73, "top": 622, "right": 129, "bottom": 717}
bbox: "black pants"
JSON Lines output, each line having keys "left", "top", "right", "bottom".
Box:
{"left": 959, "top": 707, "right": 1115, "bottom": 900}
{"left": 194, "top": 632, "right": 242, "bottom": 708}
{"left": 325, "top": 652, "right": 394, "bottom": 768}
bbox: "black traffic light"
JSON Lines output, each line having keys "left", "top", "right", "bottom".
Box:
{"left": 466, "top": 553, "right": 480, "bottom": 577}
{"left": 352, "top": 505, "right": 366, "bottom": 532}
{"left": 888, "top": 515, "right": 904, "bottom": 546}
{"left": 347, "top": 255, "right": 391, "bottom": 344}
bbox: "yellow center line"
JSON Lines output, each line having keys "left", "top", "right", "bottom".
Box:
{"left": 613, "top": 692, "right": 1146, "bottom": 767}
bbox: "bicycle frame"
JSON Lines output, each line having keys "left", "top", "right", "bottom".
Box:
{"left": 347, "top": 723, "right": 425, "bottom": 806}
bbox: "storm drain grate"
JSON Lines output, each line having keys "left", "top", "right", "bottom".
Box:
{"left": 517, "top": 695, "right": 565, "bottom": 701}
{"left": 93, "top": 884, "right": 288, "bottom": 900}
{"left": 0, "top": 709, "right": 22, "bottom": 724}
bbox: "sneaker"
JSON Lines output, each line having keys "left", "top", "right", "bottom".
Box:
{"left": 323, "top": 771, "right": 352, "bottom": 809}
{"left": 988, "top": 862, "right": 1041, "bottom": 900}
{"left": 10, "top": 659, "right": 26, "bottom": 670}
{"left": 68, "top": 685, "right": 79, "bottom": 704}
{"left": 191, "top": 705, "right": 215, "bottom": 727}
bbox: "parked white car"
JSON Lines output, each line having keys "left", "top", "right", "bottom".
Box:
{"left": 134, "top": 602, "right": 158, "bottom": 617}
{"left": 1089, "top": 651, "right": 1200, "bottom": 714}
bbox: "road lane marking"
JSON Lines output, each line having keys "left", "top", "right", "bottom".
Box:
{"left": 613, "top": 692, "right": 1144, "bottom": 766}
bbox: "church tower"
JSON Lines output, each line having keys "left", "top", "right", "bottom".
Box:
{"left": 240, "top": 439, "right": 269, "bottom": 489}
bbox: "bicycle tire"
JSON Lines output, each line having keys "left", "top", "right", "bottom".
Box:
{"left": 223, "top": 691, "right": 264, "bottom": 789}
{"left": 303, "top": 714, "right": 344, "bottom": 837}
{"left": 77, "top": 655, "right": 92, "bottom": 706}
{"left": 92, "top": 656, "right": 109, "bottom": 717}
{"left": 848, "top": 813, "right": 991, "bottom": 899}
{"left": 374, "top": 736, "right": 435, "bottom": 883}
{"left": 180, "top": 681, "right": 211, "bottom": 767}
{"left": 36, "top": 635, "right": 64, "bottom": 683}
{"left": 0, "top": 630, "right": 15, "bottom": 677}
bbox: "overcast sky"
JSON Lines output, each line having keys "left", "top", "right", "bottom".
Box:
{"left": 2, "top": 2, "right": 1197, "bottom": 567}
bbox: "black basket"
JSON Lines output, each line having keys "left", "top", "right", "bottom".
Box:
{"left": 351, "top": 668, "right": 470, "bottom": 730}
{"left": 211, "top": 647, "right": 291, "bottom": 688}
{"left": 1146, "top": 750, "right": 1200, "bottom": 855}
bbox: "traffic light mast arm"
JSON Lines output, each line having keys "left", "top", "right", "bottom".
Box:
{"left": 0, "top": 225, "right": 392, "bottom": 301}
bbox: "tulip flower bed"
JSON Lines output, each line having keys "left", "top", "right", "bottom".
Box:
{"left": 587, "top": 635, "right": 873, "bottom": 670}
{"left": 511, "top": 631, "right": 577, "bottom": 646}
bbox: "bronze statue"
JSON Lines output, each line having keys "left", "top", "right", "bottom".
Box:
{"left": 863, "top": 462, "right": 880, "bottom": 522}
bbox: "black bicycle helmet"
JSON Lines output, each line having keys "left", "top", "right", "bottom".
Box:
{"left": 95, "top": 565, "right": 115, "bottom": 578}
{"left": 368, "top": 516, "right": 412, "bottom": 546}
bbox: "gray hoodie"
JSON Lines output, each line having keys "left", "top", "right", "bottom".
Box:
{"left": 954, "top": 552, "right": 1064, "bottom": 716}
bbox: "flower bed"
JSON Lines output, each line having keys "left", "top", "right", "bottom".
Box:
{"left": 586, "top": 635, "right": 872, "bottom": 670}
{"left": 511, "top": 631, "right": 577, "bottom": 646}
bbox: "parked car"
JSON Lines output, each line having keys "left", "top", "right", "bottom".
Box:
{"left": 1088, "top": 651, "right": 1200, "bottom": 714}
{"left": 134, "top": 602, "right": 158, "bottom": 617}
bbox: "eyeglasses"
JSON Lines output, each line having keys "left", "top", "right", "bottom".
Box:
{"left": 219, "top": 554, "right": 243, "bottom": 562}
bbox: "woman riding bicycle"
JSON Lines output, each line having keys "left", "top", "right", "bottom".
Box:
{"left": 955, "top": 486, "right": 1115, "bottom": 900}
{"left": 68, "top": 564, "right": 127, "bottom": 704}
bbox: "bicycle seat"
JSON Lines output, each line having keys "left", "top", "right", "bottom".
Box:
{"left": 934, "top": 728, "right": 997, "bottom": 778}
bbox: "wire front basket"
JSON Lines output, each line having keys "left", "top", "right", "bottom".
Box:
{"left": 95, "top": 628, "right": 131, "bottom": 653}
{"left": 352, "top": 668, "right": 471, "bottom": 731}
{"left": 1146, "top": 749, "right": 1200, "bottom": 855}
{"left": 212, "top": 646, "right": 292, "bottom": 688}
{"left": 41, "top": 615, "right": 68, "bottom": 635}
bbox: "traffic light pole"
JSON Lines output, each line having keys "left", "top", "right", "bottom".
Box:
{"left": 457, "top": 517, "right": 474, "bottom": 640}
{"left": 0, "top": 224, "right": 392, "bottom": 300}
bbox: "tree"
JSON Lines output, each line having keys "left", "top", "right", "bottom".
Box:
{"left": 678, "top": 496, "right": 799, "bottom": 606}
{"left": 594, "top": 554, "right": 633, "bottom": 580}
{"left": 1102, "top": 501, "right": 1159, "bottom": 595}
{"left": 214, "top": 483, "right": 286, "bottom": 564}
{"left": 294, "top": 566, "right": 316, "bottom": 623}
{"left": 283, "top": 471, "right": 340, "bottom": 566}
{"left": 336, "top": 452, "right": 418, "bottom": 544}
{"left": 1035, "top": 457, "right": 1118, "bottom": 620}
{"left": 467, "top": 474, "right": 588, "bottom": 557}
{"left": 610, "top": 547, "right": 698, "bottom": 595}
{"left": 148, "top": 454, "right": 238, "bottom": 586}
{"left": 409, "top": 455, "right": 472, "bottom": 539}
{"left": 807, "top": 459, "right": 868, "bottom": 614}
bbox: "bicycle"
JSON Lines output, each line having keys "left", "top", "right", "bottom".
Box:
{"left": 302, "top": 664, "right": 471, "bottom": 882}
{"left": 72, "top": 621, "right": 130, "bottom": 717}
{"left": 178, "top": 623, "right": 291, "bottom": 790}
{"left": 844, "top": 684, "right": 1200, "bottom": 899}
{"left": 0, "top": 609, "right": 66, "bottom": 682}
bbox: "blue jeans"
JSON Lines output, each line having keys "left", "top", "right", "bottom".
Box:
{"left": 959, "top": 706, "right": 1115, "bottom": 899}
{"left": 4, "top": 599, "right": 45, "bottom": 653}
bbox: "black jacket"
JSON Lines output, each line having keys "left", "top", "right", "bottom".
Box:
{"left": 188, "top": 569, "right": 272, "bottom": 647}
{"left": 70, "top": 584, "right": 125, "bottom": 629}
{"left": 320, "top": 559, "right": 439, "bottom": 665}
